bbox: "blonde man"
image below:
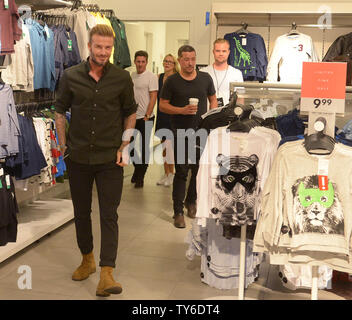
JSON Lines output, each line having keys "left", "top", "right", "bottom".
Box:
{"left": 55, "top": 24, "right": 137, "bottom": 297}
{"left": 201, "top": 38, "right": 244, "bottom": 107}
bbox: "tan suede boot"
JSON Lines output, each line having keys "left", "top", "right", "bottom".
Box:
{"left": 72, "top": 252, "right": 96, "bottom": 281}
{"left": 96, "top": 266, "right": 123, "bottom": 297}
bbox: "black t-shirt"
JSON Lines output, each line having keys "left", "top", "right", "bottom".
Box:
{"left": 160, "top": 71, "right": 215, "bottom": 129}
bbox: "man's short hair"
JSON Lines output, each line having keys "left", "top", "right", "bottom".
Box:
{"left": 134, "top": 50, "right": 149, "bottom": 61}
{"left": 178, "top": 45, "right": 196, "bottom": 58}
{"left": 89, "top": 24, "right": 115, "bottom": 43}
{"left": 213, "top": 38, "right": 230, "bottom": 48}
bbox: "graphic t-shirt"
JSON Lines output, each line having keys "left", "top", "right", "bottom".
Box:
{"left": 267, "top": 33, "right": 319, "bottom": 83}
{"left": 196, "top": 127, "right": 279, "bottom": 227}
{"left": 224, "top": 32, "right": 268, "bottom": 81}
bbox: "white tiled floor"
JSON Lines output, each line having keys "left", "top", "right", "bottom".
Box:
{"left": 0, "top": 145, "right": 349, "bottom": 300}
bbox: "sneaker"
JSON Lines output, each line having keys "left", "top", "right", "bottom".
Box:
{"left": 164, "top": 173, "right": 174, "bottom": 187}
{"left": 156, "top": 175, "right": 168, "bottom": 186}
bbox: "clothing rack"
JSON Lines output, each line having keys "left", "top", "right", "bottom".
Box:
{"left": 231, "top": 81, "right": 346, "bottom": 300}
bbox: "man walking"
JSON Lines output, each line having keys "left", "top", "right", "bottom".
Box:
{"left": 201, "top": 38, "right": 244, "bottom": 107}
{"left": 160, "top": 45, "right": 217, "bottom": 228}
{"left": 130, "top": 50, "right": 158, "bottom": 188}
{"left": 55, "top": 24, "right": 137, "bottom": 297}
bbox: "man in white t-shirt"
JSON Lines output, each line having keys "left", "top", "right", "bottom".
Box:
{"left": 130, "top": 50, "right": 158, "bottom": 188}
{"left": 201, "top": 38, "right": 244, "bottom": 108}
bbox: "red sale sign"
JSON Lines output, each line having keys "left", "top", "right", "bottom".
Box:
{"left": 301, "top": 62, "right": 347, "bottom": 114}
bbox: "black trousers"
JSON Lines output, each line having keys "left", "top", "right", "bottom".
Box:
{"left": 65, "top": 158, "right": 123, "bottom": 268}
{"left": 172, "top": 132, "right": 200, "bottom": 215}
{"left": 130, "top": 117, "right": 155, "bottom": 182}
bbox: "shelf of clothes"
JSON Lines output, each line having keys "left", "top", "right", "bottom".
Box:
{"left": 0, "top": 82, "right": 69, "bottom": 189}
{"left": 223, "top": 23, "right": 352, "bottom": 84}
{"left": 0, "top": 1, "right": 131, "bottom": 92}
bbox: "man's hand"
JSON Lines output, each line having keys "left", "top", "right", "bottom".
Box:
{"left": 182, "top": 104, "right": 198, "bottom": 115}
{"left": 116, "top": 144, "right": 129, "bottom": 167}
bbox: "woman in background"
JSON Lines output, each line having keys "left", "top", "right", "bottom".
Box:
{"left": 155, "top": 54, "right": 179, "bottom": 186}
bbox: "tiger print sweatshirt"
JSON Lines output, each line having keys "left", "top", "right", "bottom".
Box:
{"left": 196, "top": 126, "right": 279, "bottom": 228}
{"left": 253, "top": 140, "right": 352, "bottom": 262}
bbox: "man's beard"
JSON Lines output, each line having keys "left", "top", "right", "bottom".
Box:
{"left": 90, "top": 52, "right": 108, "bottom": 67}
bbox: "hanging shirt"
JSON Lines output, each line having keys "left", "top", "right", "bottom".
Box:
{"left": 2, "top": 24, "right": 34, "bottom": 92}
{"left": 27, "top": 20, "right": 56, "bottom": 91}
{"left": 267, "top": 32, "right": 319, "bottom": 83}
{"left": 224, "top": 32, "right": 268, "bottom": 81}
{"left": 109, "top": 17, "right": 131, "bottom": 69}
{"left": 0, "top": 84, "right": 20, "bottom": 158}
{"left": 0, "top": 0, "right": 22, "bottom": 55}
{"left": 196, "top": 127, "right": 279, "bottom": 228}
{"left": 323, "top": 32, "right": 352, "bottom": 61}
{"left": 254, "top": 140, "right": 352, "bottom": 272}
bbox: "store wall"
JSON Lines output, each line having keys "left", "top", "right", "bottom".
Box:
{"left": 125, "top": 22, "right": 166, "bottom": 74}
{"left": 165, "top": 22, "right": 190, "bottom": 58}
{"left": 83, "top": 0, "right": 352, "bottom": 64}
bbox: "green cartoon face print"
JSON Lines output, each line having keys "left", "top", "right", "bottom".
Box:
{"left": 292, "top": 175, "right": 344, "bottom": 235}
{"left": 298, "top": 182, "right": 334, "bottom": 208}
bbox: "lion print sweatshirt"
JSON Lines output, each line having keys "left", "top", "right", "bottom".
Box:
{"left": 254, "top": 140, "right": 352, "bottom": 266}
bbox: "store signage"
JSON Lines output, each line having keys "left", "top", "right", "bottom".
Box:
{"left": 301, "top": 62, "right": 347, "bottom": 114}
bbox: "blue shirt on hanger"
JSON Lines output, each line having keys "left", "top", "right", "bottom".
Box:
{"left": 26, "top": 19, "right": 56, "bottom": 91}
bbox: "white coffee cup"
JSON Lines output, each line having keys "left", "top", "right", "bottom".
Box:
{"left": 189, "top": 98, "right": 199, "bottom": 106}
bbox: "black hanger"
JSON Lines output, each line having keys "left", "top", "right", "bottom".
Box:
{"left": 288, "top": 22, "right": 300, "bottom": 35}
{"left": 227, "top": 104, "right": 257, "bottom": 132}
{"left": 235, "top": 22, "right": 249, "bottom": 35}
{"left": 303, "top": 117, "right": 335, "bottom": 154}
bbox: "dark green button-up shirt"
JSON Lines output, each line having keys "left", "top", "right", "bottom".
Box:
{"left": 55, "top": 59, "right": 137, "bottom": 165}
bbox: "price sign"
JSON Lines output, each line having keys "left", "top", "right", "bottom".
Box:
{"left": 301, "top": 62, "right": 347, "bottom": 114}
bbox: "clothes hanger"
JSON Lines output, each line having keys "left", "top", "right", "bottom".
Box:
{"left": 227, "top": 104, "right": 258, "bottom": 132}
{"left": 303, "top": 117, "right": 335, "bottom": 154}
{"left": 287, "top": 22, "right": 300, "bottom": 35}
{"left": 235, "top": 22, "right": 249, "bottom": 35}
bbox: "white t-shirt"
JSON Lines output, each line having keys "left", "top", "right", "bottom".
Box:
{"left": 131, "top": 70, "right": 158, "bottom": 119}
{"left": 200, "top": 65, "right": 243, "bottom": 107}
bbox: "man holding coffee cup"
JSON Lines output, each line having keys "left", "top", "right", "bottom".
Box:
{"left": 160, "top": 45, "right": 217, "bottom": 228}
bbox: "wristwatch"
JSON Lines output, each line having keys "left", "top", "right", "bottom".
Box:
{"left": 145, "top": 114, "right": 150, "bottom": 119}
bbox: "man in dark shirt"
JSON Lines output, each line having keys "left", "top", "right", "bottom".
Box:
{"left": 55, "top": 24, "right": 137, "bottom": 297}
{"left": 160, "top": 45, "right": 217, "bottom": 228}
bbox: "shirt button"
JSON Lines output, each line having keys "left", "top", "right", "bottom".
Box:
{"left": 92, "top": 131, "right": 95, "bottom": 135}
{"left": 90, "top": 145, "right": 94, "bottom": 148}
{"left": 96, "top": 89, "right": 98, "bottom": 93}
{"left": 93, "top": 117, "right": 96, "bottom": 120}
{"left": 94, "top": 104, "right": 97, "bottom": 107}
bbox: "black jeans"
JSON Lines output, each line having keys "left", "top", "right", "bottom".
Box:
{"left": 172, "top": 132, "right": 200, "bottom": 215}
{"left": 65, "top": 158, "right": 123, "bottom": 268}
{"left": 130, "top": 117, "right": 155, "bottom": 182}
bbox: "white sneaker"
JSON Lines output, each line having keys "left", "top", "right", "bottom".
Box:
{"left": 164, "top": 173, "right": 174, "bottom": 187}
{"left": 156, "top": 175, "right": 168, "bottom": 186}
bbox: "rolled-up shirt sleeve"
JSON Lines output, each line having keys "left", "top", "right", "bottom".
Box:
{"left": 121, "top": 73, "right": 137, "bottom": 118}
{"left": 55, "top": 72, "right": 72, "bottom": 114}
